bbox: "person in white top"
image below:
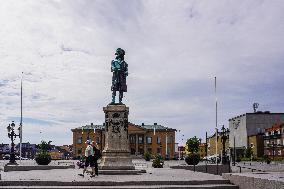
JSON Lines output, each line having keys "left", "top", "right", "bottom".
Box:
{"left": 78, "top": 140, "right": 95, "bottom": 177}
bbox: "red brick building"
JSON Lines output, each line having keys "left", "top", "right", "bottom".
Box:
{"left": 264, "top": 123, "right": 284, "bottom": 158}
{"left": 71, "top": 122, "right": 176, "bottom": 159}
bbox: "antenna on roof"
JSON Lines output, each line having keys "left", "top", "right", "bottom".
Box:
{"left": 253, "top": 103, "right": 259, "bottom": 113}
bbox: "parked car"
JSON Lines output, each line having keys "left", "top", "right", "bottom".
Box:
{"left": 4, "top": 154, "right": 10, "bottom": 160}
{"left": 202, "top": 155, "right": 221, "bottom": 163}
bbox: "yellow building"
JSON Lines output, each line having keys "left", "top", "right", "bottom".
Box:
{"left": 198, "top": 143, "right": 206, "bottom": 158}
{"left": 248, "top": 135, "right": 264, "bottom": 157}
{"left": 71, "top": 122, "right": 176, "bottom": 159}
{"left": 207, "top": 130, "right": 230, "bottom": 156}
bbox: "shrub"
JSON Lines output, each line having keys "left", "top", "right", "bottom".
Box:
{"left": 186, "top": 136, "right": 200, "bottom": 154}
{"left": 263, "top": 155, "right": 271, "bottom": 164}
{"left": 152, "top": 155, "right": 164, "bottom": 168}
{"left": 244, "top": 147, "right": 253, "bottom": 158}
{"left": 35, "top": 152, "right": 51, "bottom": 165}
{"left": 35, "top": 140, "right": 52, "bottom": 165}
{"left": 144, "top": 151, "right": 151, "bottom": 161}
{"left": 185, "top": 153, "right": 200, "bottom": 165}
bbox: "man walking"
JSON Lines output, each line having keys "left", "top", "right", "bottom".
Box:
{"left": 91, "top": 142, "right": 101, "bottom": 177}
{"left": 78, "top": 140, "right": 95, "bottom": 177}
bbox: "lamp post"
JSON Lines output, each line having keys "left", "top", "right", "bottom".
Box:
{"left": 178, "top": 130, "right": 184, "bottom": 160}
{"left": 7, "top": 121, "right": 21, "bottom": 165}
{"left": 232, "top": 119, "right": 240, "bottom": 166}
{"left": 220, "top": 125, "right": 229, "bottom": 165}
{"left": 165, "top": 128, "right": 168, "bottom": 160}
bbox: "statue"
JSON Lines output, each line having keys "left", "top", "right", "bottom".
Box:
{"left": 111, "top": 48, "right": 128, "bottom": 104}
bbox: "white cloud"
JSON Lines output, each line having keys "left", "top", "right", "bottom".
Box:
{"left": 0, "top": 0, "right": 283, "bottom": 145}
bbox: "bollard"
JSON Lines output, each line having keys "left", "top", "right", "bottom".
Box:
{"left": 239, "top": 166, "right": 241, "bottom": 173}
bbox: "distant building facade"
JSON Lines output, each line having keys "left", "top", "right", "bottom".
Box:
{"left": 71, "top": 122, "right": 176, "bottom": 159}
{"left": 207, "top": 130, "right": 230, "bottom": 157}
{"left": 0, "top": 144, "right": 10, "bottom": 159}
{"left": 15, "top": 142, "right": 37, "bottom": 159}
{"left": 198, "top": 143, "right": 206, "bottom": 158}
{"left": 229, "top": 112, "right": 284, "bottom": 158}
{"left": 264, "top": 123, "right": 284, "bottom": 158}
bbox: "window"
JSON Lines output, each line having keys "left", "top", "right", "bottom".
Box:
{"left": 138, "top": 136, "right": 143, "bottom": 144}
{"left": 157, "top": 137, "right": 162, "bottom": 144}
{"left": 167, "top": 136, "right": 171, "bottom": 144}
{"left": 157, "top": 148, "right": 162, "bottom": 154}
{"left": 278, "top": 150, "right": 281, "bottom": 156}
{"left": 166, "top": 147, "right": 170, "bottom": 155}
{"left": 96, "top": 137, "right": 100, "bottom": 144}
{"left": 77, "top": 137, "right": 82, "bottom": 144}
{"left": 147, "top": 137, "right": 152, "bottom": 144}
{"left": 130, "top": 135, "right": 135, "bottom": 144}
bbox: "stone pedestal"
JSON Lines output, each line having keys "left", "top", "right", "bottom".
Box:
{"left": 99, "top": 104, "right": 135, "bottom": 170}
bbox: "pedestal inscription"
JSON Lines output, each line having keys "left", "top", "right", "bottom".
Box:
{"left": 99, "top": 104, "right": 134, "bottom": 170}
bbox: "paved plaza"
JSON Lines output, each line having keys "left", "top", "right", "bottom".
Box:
{"left": 0, "top": 160, "right": 240, "bottom": 188}
{"left": 0, "top": 160, "right": 225, "bottom": 182}
{"left": 1, "top": 159, "right": 284, "bottom": 188}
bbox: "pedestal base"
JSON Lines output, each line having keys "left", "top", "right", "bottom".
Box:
{"left": 99, "top": 150, "right": 135, "bottom": 170}
{"left": 100, "top": 104, "right": 135, "bottom": 171}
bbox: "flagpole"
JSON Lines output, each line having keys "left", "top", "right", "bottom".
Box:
{"left": 215, "top": 77, "right": 218, "bottom": 165}
{"left": 20, "top": 72, "right": 23, "bottom": 162}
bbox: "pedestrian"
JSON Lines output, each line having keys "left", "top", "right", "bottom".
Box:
{"left": 91, "top": 141, "right": 101, "bottom": 177}
{"left": 78, "top": 140, "right": 95, "bottom": 177}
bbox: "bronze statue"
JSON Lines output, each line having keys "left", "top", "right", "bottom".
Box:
{"left": 111, "top": 48, "right": 128, "bottom": 104}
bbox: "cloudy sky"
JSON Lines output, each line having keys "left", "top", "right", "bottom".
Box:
{"left": 0, "top": 0, "right": 283, "bottom": 145}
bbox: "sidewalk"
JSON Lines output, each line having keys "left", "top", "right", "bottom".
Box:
{"left": 0, "top": 160, "right": 237, "bottom": 188}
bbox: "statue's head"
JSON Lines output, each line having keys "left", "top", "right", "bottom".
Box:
{"left": 115, "top": 48, "right": 125, "bottom": 60}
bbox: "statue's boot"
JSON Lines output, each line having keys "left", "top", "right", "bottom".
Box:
{"left": 119, "top": 92, "right": 123, "bottom": 104}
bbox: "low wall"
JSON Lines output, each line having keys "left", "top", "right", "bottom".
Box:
{"left": 223, "top": 172, "right": 284, "bottom": 189}
{"left": 3, "top": 164, "right": 75, "bottom": 172}
{"left": 170, "top": 164, "right": 231, "bottom": 175}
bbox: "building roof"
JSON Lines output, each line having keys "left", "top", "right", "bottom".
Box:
{"left": 265, "top": 122, "right": 284, "bottom": 132}
{"left": 136, "top": 123, "right": 175, "bottom": 131}
{"left": 71, "top": 122, "right": 176, "bottom": 131}
{"left": 228, "top": 112, "right": 284, "bottom": 121}
{"left": 71, "top": 124, "right": 105, "bottom": 131}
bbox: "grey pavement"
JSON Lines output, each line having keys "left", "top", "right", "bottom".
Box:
{"left": 0, "top": 159, "right": 225, "bottom": 182}
{"left": 232, "top": 161, "right": 284, "bottom": 172}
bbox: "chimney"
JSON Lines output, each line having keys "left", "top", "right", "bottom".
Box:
{"left": 154, "top": 123, "right": 157, "bottom": 125}
{"left": 91, "top": 123, "right": 93, "bottom": 126}
{"left": 142, "top": 123, "right": 144, "bottom": 126}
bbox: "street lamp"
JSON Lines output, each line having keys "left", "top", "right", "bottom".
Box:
{"left": 177, "top": 130, "right": 184, "bottom": 160}
{"left": 231, "top": 119, "right": 240, "bottom": 166}
{"left": 165, "top": 128, "right": 168, "bottom": 160}
{"left": 7, "top": 121, "right": 21, "bottom": 165}
{"left": 220, "top": 125, "right": 229, "bottom": 165}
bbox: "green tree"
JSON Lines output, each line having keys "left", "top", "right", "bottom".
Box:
{"left": 245, "top": 146, "right": 253, "bottom": 158}
{"left": 37, "top": 140, "right": 52, "bottom": 153}
{"left": 186, "top": 136, "right": 200, "bottom": 154}
{"left": 35, "top": 140, "right": 52, "bottom": 165}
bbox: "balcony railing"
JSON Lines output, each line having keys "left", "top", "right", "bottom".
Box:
{"left": 263, "top": 134, "right": 282, "bottom": 140}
